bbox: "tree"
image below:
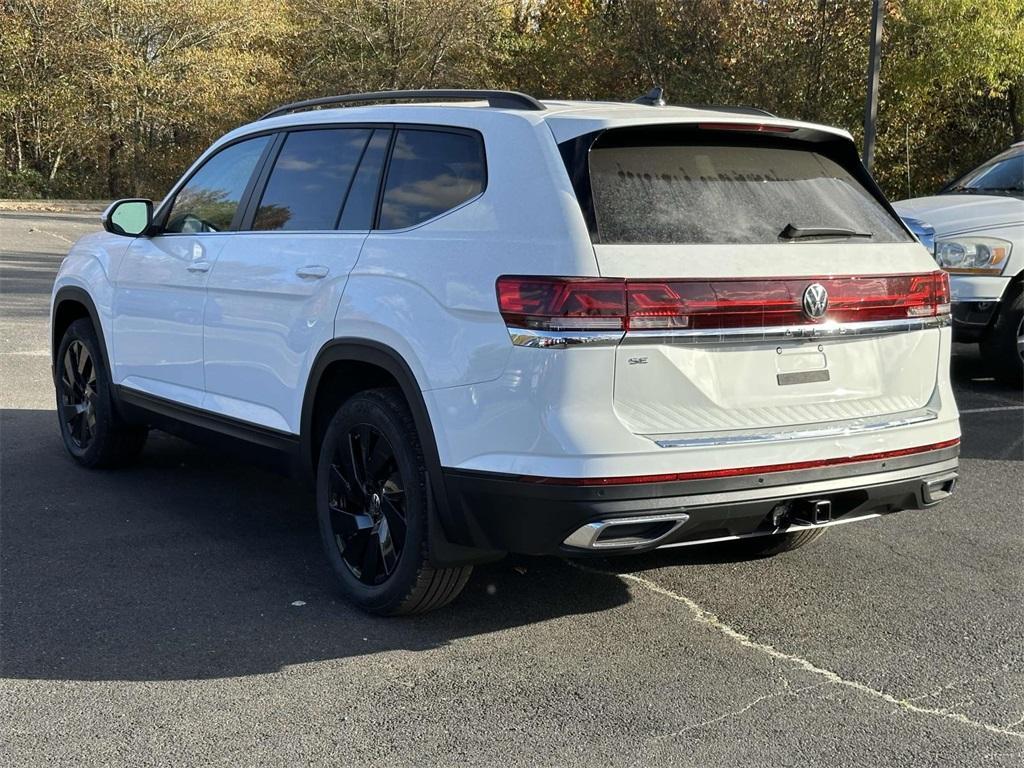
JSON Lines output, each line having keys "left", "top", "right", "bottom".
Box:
{"left": 1, "top": 0, "right": 290, "bottom": 197}
{"left": 2, "top": 0, "right": 1021, "bottom": 200}
{"left": 286, "top": 0, "right": 509, "bottom": 95}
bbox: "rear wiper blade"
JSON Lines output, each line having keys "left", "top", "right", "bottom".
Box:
{"left": 779, "top": 223, "right": 873, "bottom": 240}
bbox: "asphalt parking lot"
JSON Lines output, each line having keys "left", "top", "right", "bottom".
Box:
{"left": 1, "top": 211, "right": 1022, "bottom": 767}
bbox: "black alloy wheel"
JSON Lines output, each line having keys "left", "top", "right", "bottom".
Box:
{"left": 316, "top": 388, "right": 473, "bottom": 615}
{"left": 326, "top": 424, "right": 407, "bottom": 586}
{"left": 59, "top": 339, "right": 98, "bottom": 449}
{"left": 54, "top": 318, "right": 147, "bottom": 467}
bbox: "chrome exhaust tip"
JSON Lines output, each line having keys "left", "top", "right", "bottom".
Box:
{"left": 922, "top": 472, "right": 958, "bottom": 504}
{"left": 562, "top": 513, "right": 690, "bottom": 551}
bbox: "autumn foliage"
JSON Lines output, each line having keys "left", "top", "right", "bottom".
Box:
{"left": 1, "top": 0, "right": 1021, "bottom": 201}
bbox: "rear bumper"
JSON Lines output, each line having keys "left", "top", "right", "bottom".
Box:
{"left": 441, "top": 444, "right": 959, "bottom": 556}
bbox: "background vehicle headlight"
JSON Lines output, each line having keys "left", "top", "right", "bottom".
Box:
{"left": 934, "top": 236, "right": 1012, "bottom": 274}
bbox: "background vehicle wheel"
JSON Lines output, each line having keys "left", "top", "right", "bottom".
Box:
{"left": 733, "top": 528, "right": 827, "bottom": 557}
{"left": 980, "top": 290, "right": 1023, "bottom": 387}
{"left": 316, "top": 388, "right": 472, "bottom": 615}
{"left": 55, "top": 318, "right": 148, "bottom": 468}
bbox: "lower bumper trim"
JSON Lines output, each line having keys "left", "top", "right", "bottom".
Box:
{"left": 441, "top": 453, "right": 959, "bottom": 557}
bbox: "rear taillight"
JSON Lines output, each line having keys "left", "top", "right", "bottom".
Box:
{"left": 933, "top": 271, "right": 952, "bottom": 316}
{"left": 495, "top": 277, "right": 626, "bottom": 331}
{"left": 496, "top": 273, "right": 951, "bottom": 333}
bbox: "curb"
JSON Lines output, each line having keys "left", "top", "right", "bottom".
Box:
{"left": 0, "top": 199, "right": 109, "bottom": 213}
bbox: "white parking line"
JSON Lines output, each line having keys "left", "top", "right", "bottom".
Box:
{"left": 959, "top": 405, "right": 1024, "bottom": 414}
{"left": 26, "top": 225, "right": 75, "bottom": 244}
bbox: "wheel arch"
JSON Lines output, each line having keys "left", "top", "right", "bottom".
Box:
{"left": 991, "top": 267, "right": 1024, "bottom": 321}
{"left": 1007, "top": 267, "right": 1024, "bottom": 293}
{"left": 300, "top": 338, "right": 500, "bottom": 567}
{"left": 51, "top": 286, "right": 112, "bottom": 385}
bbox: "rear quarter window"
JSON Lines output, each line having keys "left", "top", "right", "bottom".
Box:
{"left": 378, "top": 129, "right": 485, "bottom": 230}
{"left": 587, "top": 141, "right": 910, "bottom": 245}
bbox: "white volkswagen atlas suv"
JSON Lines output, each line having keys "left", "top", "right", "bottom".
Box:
{"left": 51, "top": 89, "right": 961, "bottom": 615}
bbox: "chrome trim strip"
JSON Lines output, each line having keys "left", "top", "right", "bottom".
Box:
{"left": 652, "top": 408, "right": 939, "bottom": 448}
{"left": 622, "top": 315, "right": 951, "bottom": 346}
{"left": 507, "top": 327, "right": 624, "bottom": 348}
{"left": 656, "top": 513, "right": 883, "bottom": 550}
{"left": 562, "top": 512, "right": 690, "bottom": 550}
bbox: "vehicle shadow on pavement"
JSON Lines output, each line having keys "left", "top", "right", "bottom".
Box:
{"left": 0, "top": 409, "right": 631, "bottom": 682}
{"left": 578, "top": 541, "right": 781, "bottom": 579}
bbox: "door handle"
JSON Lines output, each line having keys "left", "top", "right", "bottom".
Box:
{"left": 296, "top": 265, "right": 329, "bottom": 279}
{"left": 187, "top": 260, "right": 210, "bottom": 273}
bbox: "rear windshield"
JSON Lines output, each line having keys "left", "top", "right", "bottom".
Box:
{"left": 588, "top": 143, "right": 911, "bottom": 244}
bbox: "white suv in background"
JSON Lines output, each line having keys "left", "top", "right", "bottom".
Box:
{"left": 895, "top": 142, "right": 1024, "bottom": 385}
{"left": 51, "top": 89, "right": 960, "bottom": 615}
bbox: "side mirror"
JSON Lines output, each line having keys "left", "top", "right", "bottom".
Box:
{"left": 102, "top": 199, "right": 153, "bottom": 237}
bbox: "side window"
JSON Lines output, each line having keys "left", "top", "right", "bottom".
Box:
{"left": 253, "top": 128, "right": 371, "bottom": 231}
{"left": 378, "top": 129, "right": 485, "bottom": 230}
{"left": 338, "top": 129, "right": 390, "bottom": 231}
{"left": 164, "top": 136, "right": 270, "bottom": 233}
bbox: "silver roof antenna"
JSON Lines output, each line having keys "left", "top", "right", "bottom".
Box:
{"left": 632, "top": 87, "right": 666, "bottom": 107}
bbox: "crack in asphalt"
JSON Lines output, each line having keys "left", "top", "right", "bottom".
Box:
{"left": 903, "top": 680, "right": 962, "bottom": 702}
{"left": 652, "top": 678, "right": 828, "bottom": 739}
{"left": 569, "top": 561, "right": 1024, "bottom": 743}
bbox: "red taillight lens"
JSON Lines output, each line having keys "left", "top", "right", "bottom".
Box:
{"left": 496, "top": 272, "right": 950, "bottom": 333}
{"left": 626, "top": 282, "right": 690, "bottom": 329}
{"left": 496, "top": 277, "right": 626, "bottom": 330}
{"left": 933, "top": 271, "right": 951, "bottom": 315}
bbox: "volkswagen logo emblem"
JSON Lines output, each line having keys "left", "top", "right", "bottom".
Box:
{"left": 802, "top": 283, "right": 829, "bottom": 320}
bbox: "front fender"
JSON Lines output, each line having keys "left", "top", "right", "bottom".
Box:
{"left": 51, "top": 231, "right": 135, "bottom": 366}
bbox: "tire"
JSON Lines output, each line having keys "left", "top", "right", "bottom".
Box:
{"left": 316, "top": 388, "right": 472, "bottom": 615}
{"left": 980, "top": 290, "right": 1024, "bottom": 387}
{"left": 732, "top": 528, "right": 827, "bottom": 557}
{"left": 54, "top": 318, "right": 148, "bottom": 468}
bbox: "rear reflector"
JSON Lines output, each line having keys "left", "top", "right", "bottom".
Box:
{"left": 496, "top": 273, "right": 951, "bottom": 332}
{"left": 515, "top": 439, "right": 960, "bottom": 486}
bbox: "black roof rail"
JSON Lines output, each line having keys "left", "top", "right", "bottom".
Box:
{"left": 259, "top": 89, "right": 545, "bottom": 120}
{"left": 680, "top": 104, "right": 777, "bottom": 118}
